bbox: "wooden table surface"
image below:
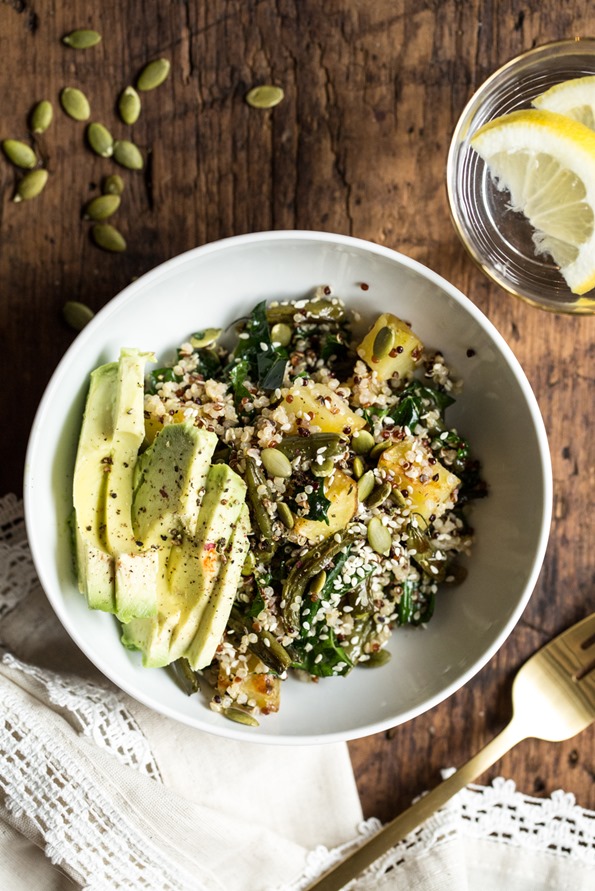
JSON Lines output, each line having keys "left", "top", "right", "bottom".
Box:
{"left": 1, "top": 0, "right": 594, "bottom": 823}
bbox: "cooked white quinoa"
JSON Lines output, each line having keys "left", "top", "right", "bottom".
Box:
{"left": 146, "top": 291, "right": 485, "bottom": 719}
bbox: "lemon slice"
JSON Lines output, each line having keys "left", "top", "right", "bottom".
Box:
{"left": 533, "top": 75, "right": 595, "bottom": 129}
{"left": 470, "top": 108, "right": 595, "bottom": 294}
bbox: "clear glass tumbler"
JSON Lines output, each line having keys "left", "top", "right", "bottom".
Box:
{"left": 447, "top": 38, "right": 595, "bottom": 314}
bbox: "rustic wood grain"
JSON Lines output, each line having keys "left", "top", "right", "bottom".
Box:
{"left": 1, "top": 0, "right": 593, "bottom": 824}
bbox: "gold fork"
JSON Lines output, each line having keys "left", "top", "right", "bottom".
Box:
{"left": 307, "top": 612, "right": 595, "bottom": 891}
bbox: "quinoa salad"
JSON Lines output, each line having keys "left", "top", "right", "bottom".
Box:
{"left": 137, "top": 289, "right": 487, "bottom": 724}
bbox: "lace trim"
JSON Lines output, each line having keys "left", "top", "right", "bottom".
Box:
{"left": 3, "top": 653, "right": 162, "bottom": 781}
{"left": 0, "top": 495, "right": 37, "bottom": 619}
{"left": 282, "top": 777, "right": 595, "bottom": 889}
{"left": 0, "top": 685, "right": 206, "bottom": 891}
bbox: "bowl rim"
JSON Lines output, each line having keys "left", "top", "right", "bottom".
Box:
{"left": 23, "top": 230, "right": 554, "bottom": 744}
{"left": 446, "top": 38, "right": 595, "bottom": 316}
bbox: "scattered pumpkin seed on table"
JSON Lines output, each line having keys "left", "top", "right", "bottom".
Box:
{"left": 113, "top": 138, "right": 143, "bottom": 170}
{"left": 86, "top": 122, "right": 114, "bottom": 158}
{"left": 245, "top": 85, "right": 285, "bottom": 108}
{"left": 2, "top": 139, "right": 37, "bottom": 169}
{"left": 13, "top": 168, "right": 48, "bottom": 202}
{"left": 62, "top": 29, "right": 102, "bottom": 49}
{"left": 83, "top": 193, "right": 120, "bottom": 221}
{"left": 136, "top": 58, "right": 171, "bottom": 91}
{"left": 63, "top": 301, "right": 94, "bottom": 330}
{"left": 30, "top": 100, "right": 53, "bottom": 134}
{"left": 60, "top": 87, "right": 91, "bottom": 121}
{"left": 91, "top": 222, "right": 126, "bottom": 252}
{"left": 118, "top": 86, "right": 141, "bottom": 125}
{"left": 102, "top": 174, "right": 124, "bottom": 196}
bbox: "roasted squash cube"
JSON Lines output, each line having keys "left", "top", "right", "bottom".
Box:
{"left": 357, "top": 313, "right": 423, "bottom": 381}
{"left": 279, "top": 381, "right": 366, "bottom": 435}
{"left": 292, "top": 469, "right": 358, "bottom": 542}
{"left": 378, "top": 439, "right": 460, "bottom": 521}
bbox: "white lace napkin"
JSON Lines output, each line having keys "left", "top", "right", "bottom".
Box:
{"left": 1, "top": 493, "right": 594, "bottom": 890}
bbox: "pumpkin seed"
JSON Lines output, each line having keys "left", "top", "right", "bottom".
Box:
{"left": 246, "top": 85, "right": 284, "bottom": 108}
{"left": 63, "top": 300, "right": 94, "bottom": 330}
{"left": 13, "top": 168, "right": 48, "bottom": 202}
{"left": 62, "top": 29, "right": 102, "bottom": 49}
{"left": 352, "top": 456, "right": 365, "bottom": 480}
{"left": 113, "top": 138, "right": 143, "bottom": 170}
{"left": 359, "top": 649, "right": 392, "bottom": 668}
{"left": 136, "top": 58, "right": 171, "bottom": 91}
{"left": 390, "top": 488, "right": 408, "bottom": 508}
{"left": 351, "top": 430, "right": 375, "bottom": 455}
{"left": 309, "top": 569, "right": 327, "bottom": 597}
{"left": 261, "top": 447, "right": 292, "bottom": 479}
{"left": 277, "top": 502, "right": 294, "bottom": 529}
{"left": 30, "top": 100, "right": 53, "bottom": 134}
{"left": 190, "top": 328, "right": 222, "bottom": 349}
{"left": 367, "top": 516, "right": 392, "bottom": 556}
{"left": 224, "top": 707, "right": 259, "bottom": 727}
{"left": 357, "top": 470, "right": 375, "bottom": 502}
{"left": 86, "top": 122, "right": 114, "bottom": 157}
{"left": 372, "top": 325, "right": 395, "bottom": 360}
{"left": 2, "top": 139, "right": 37, "bottom": 169}
{"left": 91, "top": 222, "right": 126, "bottom": 252}
{"left": 60, "top": 87, "right": 91, "bottom": 121}
{"left": 102, "top": 174, "right": 125, "bottom": 196}
{"left": 365, "top": 481, "right": 392, "bottom": 509}
{"left": 83, "top": 193, "right": 121, "bottom": 221}
{"left": 118, "top": 85, "right": 141, "bottom": 125}
{"left": 270, "top": 322, "right": 292, "bottom": 346}
{"left": 311, "top": 458, "right": 335, "bottom": 478}
{"left": 369, "top": 440, "right": 392, "bottom": 462}
{"left": 241, "top": 550, "right": 256, "bottom": 576}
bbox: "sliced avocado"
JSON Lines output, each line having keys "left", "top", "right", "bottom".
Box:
{"left": 131, "top": 464, "right": 247, "bottom": 668}
{"left": 121, "top": 552, "right": 182, "bottom": 667}
{"left": 72, "top": 362, "right": 118, "bottom": 611}
{"left": 103, "top": 348, "right": 159, "bottom": 623}
{"left": 132, "top": 422, "right": 217, "bottom": 545}
{"left": 186, "top": 503, "right": 251, "bottom": 670}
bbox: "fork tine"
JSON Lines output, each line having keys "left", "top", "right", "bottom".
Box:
{"left": 549, "top": 613, "right": 595, "bottom": 676}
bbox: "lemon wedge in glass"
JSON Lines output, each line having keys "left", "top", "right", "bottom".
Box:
{"left": 533, "top": 75, "right": 595, "bottom": 129}
{"left": 470, "top": 108, "right": 595, "bottom": 295}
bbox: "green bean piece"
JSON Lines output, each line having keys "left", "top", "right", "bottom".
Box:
{"left": 228, "top": 608, "right": 293, "bottom": 675}
{"left": 398, "top": 581, "right": 414, "bottom": 625}
{"left": 244, "top": 457, "right": 274, "bottom": 540}
{"left": 282, "top": 531, "right": 354, "bottom": 632}
{"left": 168, "top": 658, "right": 200, "bottom": 695}
{"left": 359, "top": 648, "right": 392, "bottom": 668}
{"left": 407, "top": 524, "right": 447, "bottom": 582}
{"left": 266, "top": 297, "right": 345, "bottom": 325}
{"left": 275, "top": 432, "right": 345, "bottom": 461}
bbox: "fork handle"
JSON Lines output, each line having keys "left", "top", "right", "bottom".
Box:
{"left": 307, "top": 717, "right": 527, "bottom": 891}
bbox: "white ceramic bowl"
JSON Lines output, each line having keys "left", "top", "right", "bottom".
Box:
{"left": 24, "top": 231, "right": 552, "bottom": 744}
